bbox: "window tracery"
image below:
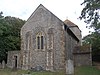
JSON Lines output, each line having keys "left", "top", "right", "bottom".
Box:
{"left": 36, "top": 32, "right": 44, "bottom": 50}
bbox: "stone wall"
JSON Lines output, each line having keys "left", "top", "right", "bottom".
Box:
{"left": 64, "top": 27, "right": 78, "bottom": 75}
{"left": 7, "top": 51, "right": 21, "bottom": 69}
{"left": 73, "top": 45, "right": 92, "bottom": 66}
{"left": 74, "top": 53, "right": 92, "bottom": 66}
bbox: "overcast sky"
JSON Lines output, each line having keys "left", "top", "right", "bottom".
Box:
{"left": 0, "top": 0, "right": 92, "bottom": 37}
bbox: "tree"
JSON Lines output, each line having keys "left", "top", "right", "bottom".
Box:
{"left": 4, "top": 16, "right": 26, "bottom": 50}
{"left": 80, "top": 0, "right": 100, "bottom": 61}
{"left": 82, "top": 32, "right": 100, "bottom": 61}
{"left": 80, "top": 0, "right": 100, "bottom": 32}
{"left": 0, "top": 12, "right": 9, "bottom": 62}
{"left": 0, "top": 12, "right": 25, "bottom": 62}
{"left": 83, "top": 32, "right": 100, "bottom": 54}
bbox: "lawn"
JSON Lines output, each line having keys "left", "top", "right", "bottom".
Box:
{"left": 0, "top": 68, "right": 65, "bottom": 75}
{"left": 75, "top": 66, "right": 100, "bottom": 75}
{"left": 0, "top": 66, "right": 100, "bottom": 75}
{"left": 0, "top": 68, "right": 28, "bottom": 75}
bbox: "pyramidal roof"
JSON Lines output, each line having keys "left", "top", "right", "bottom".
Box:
{"left": 64, "top": 19, "right": 79, "bottom": 28}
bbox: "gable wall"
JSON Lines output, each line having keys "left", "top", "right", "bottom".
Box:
{"left": 21, "top": 5, "right": 66, "bottom": 70}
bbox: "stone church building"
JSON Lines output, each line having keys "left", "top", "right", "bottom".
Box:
{"left": 7, "top": 4, "right": 92, "bottom": 74}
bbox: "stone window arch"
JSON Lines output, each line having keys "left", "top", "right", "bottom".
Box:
{"left": 46, "top": 28, "right": 55, "bottom": 70}
{"left": 48, "top": 28, "right": 54, "bottom": 50}
{"left": 24, "top": 31, "right": 31, "bottom": 68}
{"left": 33, "top": 26, "right": 46, "bottom": 51}
{"left": 25, "top": 31, "right": 31, "bottom": 50}
{"left": 36, "top": 32, "right": 44, "bottom": 49}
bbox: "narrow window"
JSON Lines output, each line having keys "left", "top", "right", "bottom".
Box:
{"left": 41, "top": 36, "right": 44, "bottom": 49}
{"left": 36, "top": 32, "right": 44, "bottom": 50}
{"left": 37, "top": 36, "right": 40, "bottom": 49}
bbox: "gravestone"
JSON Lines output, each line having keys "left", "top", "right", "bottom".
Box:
{"left": 66, "top": 59, "right": 74, "bottom": 75}
{"left": 2, "top": 60, "right": 6, "bottom": 69}
{"left": 0, "top": 63, "right": 2, "bottom": 69}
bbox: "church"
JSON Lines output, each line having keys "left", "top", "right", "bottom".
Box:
{"left": 7, "top": 4, "right": 92, "bottom": 75}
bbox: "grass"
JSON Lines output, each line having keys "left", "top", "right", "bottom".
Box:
{"left": 0, "top": 66, "right": 100, "bottom": 75}
{"left": 0, "top": 68, "right": 11, "bottom": 75}
{"left": 0, "top": 68, "right": 28, "bottom": 75}
{"left": 31, "top": 70, "right": 65, "bottom": 75}
{"left": 0, "top": 68, "right": 65, "bottom": 75}
{"left": 75, "top": 66, "right": 100, "bottom": 75}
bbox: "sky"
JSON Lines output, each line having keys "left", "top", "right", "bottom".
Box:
{"left": 0, "top": 0, "right": 92, "bottom": 37}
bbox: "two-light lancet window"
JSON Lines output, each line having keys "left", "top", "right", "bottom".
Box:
{"left": 36, "top": 32, "right": 44, "bottom": 49}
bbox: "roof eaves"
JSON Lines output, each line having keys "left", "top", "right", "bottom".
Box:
{"left": 63, "top": 23, "right": 79, "bottom": 42}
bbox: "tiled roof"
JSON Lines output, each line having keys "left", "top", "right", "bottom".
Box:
{"left": 64, "top": 19, "right": 77, "bottom": 26}
{"left": 64, "top": 19, "right": 80, "bottom": 29}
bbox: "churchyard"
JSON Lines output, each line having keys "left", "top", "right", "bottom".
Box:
{"left": 0, "top": 66, "right": 100, "bottom": 75}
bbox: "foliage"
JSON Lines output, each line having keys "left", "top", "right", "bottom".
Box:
{"left": 82, "top": 32, "right": 100, "bottom": 56}
{"left": 80, "top": 0, "right": 100, "bottom": 32}
{"left": 0, "top": 12, "right": 25, "bottom": 62}
{"left": 80, "top": 0, "right": 100, "bottom": 61}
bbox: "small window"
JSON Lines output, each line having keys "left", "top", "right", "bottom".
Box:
{"left": 41, "top": 36, "right": 44, "bottom": 49}
{"left": 37, "top": 36, "right": 40, "bottom": 49}
{"left": 36, "top": 32, "right": 44, "bottom": 49}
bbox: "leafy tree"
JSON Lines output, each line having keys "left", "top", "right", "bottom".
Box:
{"left": 0, "top": 12, "right": 9, "bottom": 62}
{"left": 5, "top": 16, "right": 26, "bottom": 50}
{"left": 82, "top": 32, "right": 100, "bottom": 61}
{"left": 0, "top": 12, "right": 25, "bottom": 62}
{"left": 83, "top": 32, "right": 100, "bottom": 54}
{"left": 80, "top": 0, "right": 100, "bottom": 32}
{"left": 80, "top": 0, "right": 100, "bottom": 61}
